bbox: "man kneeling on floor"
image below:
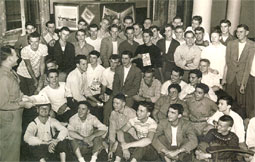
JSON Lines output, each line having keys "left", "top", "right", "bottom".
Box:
{"left": 24, "top": 103, "right": 69, "bottom": 162}
{"left": 115, "top": 101, "right": 159, "bottom": 162}
{"left": 68, "top": 101, "right": 108, "bottom": 162}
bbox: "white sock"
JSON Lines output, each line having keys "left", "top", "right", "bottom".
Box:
{"left": 90, "top": 155, "right": 97, "bottom": 162}
{"left": 78, "top": 157, "right": 86, "bottom": 162}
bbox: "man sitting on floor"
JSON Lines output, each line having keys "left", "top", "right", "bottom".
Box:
{"left": 114, "top": 102, "right": 159, "bottom": 162}
{"left": 68, "top": 101, "right": 108, "bottom": 162}
{"left": 24, "top": 103, "right": 69, "bottom": 162}
{"left": 152, "top": 104, "right": 198, "bottom": 162}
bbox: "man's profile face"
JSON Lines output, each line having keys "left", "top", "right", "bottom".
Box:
{"left": 217, "top": 120, "right": 231, "bottom": 135}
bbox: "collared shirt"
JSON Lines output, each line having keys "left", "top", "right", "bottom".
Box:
{"left": 0, "top": 66, "right": 22, "bottom": 110}
{"left": 101, "top": 67, "right": 115, "bottom": 90}
{"left": 155, "top": 95, "right": 187, "bottom": 120}
{"left": 134, "top": 37, "right": 144, "bottom": 45}
{"left": 201, "top": 72, "right": 222, "bottom": 89}
{"left": 109, "top": 106, "right": 137, "bottom": 142}
{"left": 138, "top": 78, "right": 161, "bottom": 103}
{"left": 74, "top": 42, "right": 94, "bottom": 56}
{"left": 161, "top": 80, "right": 187, "bottom": 95}
{"left": 17, "top": 44, "right": 48, "bottom": 78}
{"left": 179, "top": 83, "right": 218, "bottom": 102}
{"left": 85, "top": 37, "right": 102, "bottom": 52}
{"left": 68, "top": 113, "right": 107, "bottom": 138}
{"left": 86, "top": 64, "right": 105, "bottom": 95}
{"left": 207, "top": 110, "right": 245, "bottom": 143}
{"left": 24, "top": 117, "right": 68, "bottom": 146}
{"left": 174, "top": 44, "right": 201, "bottom": 70}
{"left": 128, "top": 117, "right": 157, "bottom": 139}
{"left": 246, "top": 117, "right": 255, "bottom": 148}
{"left": 201, "top": 43, "right": 226, "bottom": 78}
{"left": 119, "top": 40, "right": 139, "bottom": 57}
{"left": 186, "top": 95, "right": 217, "bottom": 122}
{"left": 65, "top": 68, "right": 92, "bottom": 101}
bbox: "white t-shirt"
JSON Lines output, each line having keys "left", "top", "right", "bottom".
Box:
{"left": 101, "top": 67, "right": 115, "bottom": 90}
{"left": 165, "top": 40, "right": 171, "bottom": 53}
{"left": 112, "top": 41, "right": 118, "bottom": 54}
{"left": 85, "top": 37, "right": 102, "bottom": 52}
{"left": 87, "top": 64, "right": 105, "bottom": 95}
{"left": 238, "top": 42, "right": 246, "bottom": 60}
{"left": 171, "top": 126, "right": 178, "bottom": 146}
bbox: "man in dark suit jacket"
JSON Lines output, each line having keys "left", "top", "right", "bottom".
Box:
{"left": 112, "top": 51, "right": 142, "bottom": 107}
{"left": 152, "top": 103, "right": 198, "bottom": 162}
{"left": 223, "top": 24, "right": 255, "bottom": 117}
{"left": 52, "top": 27, "right": 75, "bottom": 74}
{"left": 157, "top": 24, "right": 180, "bottom": 81}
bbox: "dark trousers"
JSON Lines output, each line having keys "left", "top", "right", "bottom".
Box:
{"left": 245, "top": 75, "right": 255, "bottom": 118}
{"left": 56, "top": 108, "right": 78, "bottom": 123}
{"left": 226, "top": 78, "right": 246, "bottom": 118}
{"left": 115, "top": 132, "right": 159, "bottom": 161}
{"left": 70, "top": 137, "right": 103, "bottom": 156}
{"left": 156, "top": 135, "right": 192, "bottom": 162}
{"left": 29, "top": 139, "right": 69, "bottom": 161}
{"left": 18, "top": 74, "right": 37, "bottom": 96}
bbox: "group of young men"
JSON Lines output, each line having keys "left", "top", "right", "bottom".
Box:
{"left": 7, "top": 13, "right": 255, "bottom": 162}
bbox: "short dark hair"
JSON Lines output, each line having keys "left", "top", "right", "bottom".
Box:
{"left": 200, "top": 58, "right": 210, "bottom": 65}
{"left": 88, "top": 24, "right": 99, "bottom": 30}
{"left": 192, "top": 15, "right": 202, "bottom": 24}
{"left": 123, "top": 16, "right": 133, "bottom": 23}
{"left": 78, "top": 101, "right": 91, "bottom": 111}
{"left": 46, "top": 20, "right": 55, "bottom": 27}
{"left": 184, "top": 30, "right": 195, "bottom": 37}
{"left": 25, "top": 21, "right": 35, "bottom": 28}
{"left": 237, "top": 24, "right": 249, "bottom": 31}
{"left": 175, "top": 25, "right": 184, "bottom": 31}
{"left": 161, "top": 24, "right": 174, "bottom": 36}
{"left": 196, "top": 83, "right": 209, "bottom": 94}
{"left": 138, "top": 101, "right": 153, "bottom": 113}
{"left": 28, "top": 32, "right": 40, "bottom": 40}
{"left": 218, "top": 95, "right": 233, "bottom": 106}
{"left": 143, "top": 29, "right": 153, "bottom": 37}
{"left": 76, "top": 29, "right": 86, "bottom": 36}
{"left": 219, "top": 115, "right": 234, "bottom": 127}
{"left": 125, "top": 26, "right": 134, "bottom": 33}
{"left": 211, "top": 26, "right": 222, "bottom": 36}
{"left": 89, "top": 50, "right": 100, "bottom": 58}
{"left": 220, "top": 19, "right": 231, "bottom": 27}
{"left": 149, "top": 25, "right": 159, "bottom": 31}
{"left": 46, "top": 69, "right": 59, "bottom": 77}
{"left": 169, "top": 103, "right": 184, "bottom": 115}
{"left": 0, "top": 45, "right": 14, "bottom": 65}
{"left": 144, "top": 68, "right": 155, "bottom": 76}
{"left": 113, "top": 93, "right": 126, "bottom": 102}
{"left": 109, "top": 24, "right": 120, "bottom": 31}
{"left": 75, "top": 55, "right": 87, "bottom": 64}
{"left": 109, "top": 54, "right": 120, "bottom": 60}
{"left": 168, "top": 83, "right": 182, "bottom": 93}
{"left": 195, "top": 27, "right": 205, "bottom": 33}
{"left": 60, "top": 26, "right": 70, "bottom": 32}
{"left": 189, "top": 69, "right": 202, "bottom": 78}
{"left": 133, "top": 23, "right": 144, "bottom": 30}
{"left": 121, "top": 50, "right": 133, "bottom": 58}
{"left": 172, "top": 66, "right": 184, "bottom": 76}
